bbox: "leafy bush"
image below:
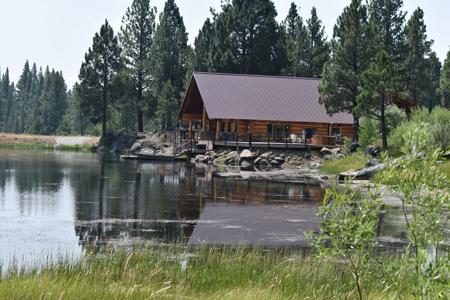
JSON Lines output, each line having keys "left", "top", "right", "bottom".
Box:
{"left": 359, "top": 118, "right": 379, "bottom": 148}
{"left": 389, "top": 108, "right": 450, "bottom": 155}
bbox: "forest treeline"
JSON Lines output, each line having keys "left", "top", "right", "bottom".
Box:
{"left": 1, "top": 0, "right": 450, "bottom": 140}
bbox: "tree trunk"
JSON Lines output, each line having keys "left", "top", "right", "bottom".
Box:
{"left": 381, "top": 94, "right": 388, "bottom": 150}
{"left": 137, "top": 73, "right": 144, "bottom": 132}
{"left": 353, "top": 114, "right": 360, "bottom": 142}
{"left": 102, "top": 78, "right": 108, "bottom": 138}
{"left": 137, "top": 109, "right": 144, "bottom": 133}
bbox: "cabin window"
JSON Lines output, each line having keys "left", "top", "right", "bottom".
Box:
{"left": 267, "top": 124, "right": 291, "bottom": 137}
{"left": 302, "top": 128, "right": 318, "bottom": 139}
{"left": 331, "top": 127, "right": 341, "bottom": 136}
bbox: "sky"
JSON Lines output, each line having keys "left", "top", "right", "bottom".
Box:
{"left": 0, "top": 0, "right": 449, "bottom": 88}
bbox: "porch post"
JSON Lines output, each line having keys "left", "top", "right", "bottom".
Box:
{"left": 216, "top": 120, "right": 221, "bottom": 140}
{"left": 202, "top": 107, "right": 207, "bottom": 132}
{"left": 188, "top": 120, "right": 193, "bottom": 139}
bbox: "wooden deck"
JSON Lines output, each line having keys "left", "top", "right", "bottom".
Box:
{"left": 210, "top": 140, "right": 335, "bottom": 150}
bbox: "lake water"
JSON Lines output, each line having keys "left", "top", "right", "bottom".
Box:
{"left": 0, "top": 149, "right": 409, "bottom": 270}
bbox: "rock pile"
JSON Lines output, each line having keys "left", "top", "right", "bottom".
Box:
{"left": 192, "top": 149, "right": 325, "bottom": 170}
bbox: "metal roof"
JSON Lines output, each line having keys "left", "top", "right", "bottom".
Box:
{"left": 186, "top": 72, "right": 354, "bottom": 125}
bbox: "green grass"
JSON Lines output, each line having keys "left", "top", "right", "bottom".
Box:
{"left": 0, "top": 247, "right": 425, "bottom": 300}
{"left": 439, "top": 159, "right": 450, "bottom": 181}
{"left": 319, "top": 152, "right": 368, "bottom": 175}
{"left": 0, "top": 142, "right": 95, "bottom": 152}
{"left": 0, "top": 142, "right": 55, "bottom": 151}
{"left": 54, "top": 144, "right": 96, "bottom": 152}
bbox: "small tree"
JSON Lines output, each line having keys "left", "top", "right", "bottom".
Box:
{"left": 382, "top": 125, "right": 450, "bottom": 297}
{"left": 357, "top": 50, "right": 399, "bottom": 150}
{"left": 309, "top": 184, "right": 382, "bottom": 300}
{"left": 439, "top": 50, "right": 450, "bottom": 108}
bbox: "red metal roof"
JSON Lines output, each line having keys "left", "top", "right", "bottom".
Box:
{"left": 185, "top": 72, "right": 354, "bottom": 125}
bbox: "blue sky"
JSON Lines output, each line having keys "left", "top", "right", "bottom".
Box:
{"left": 0, "top": 0, "right": 448, "bottom": 87}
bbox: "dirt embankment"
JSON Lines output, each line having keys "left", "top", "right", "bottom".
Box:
{"left": 0, "top": 133, "right": 100, "bottom": 147}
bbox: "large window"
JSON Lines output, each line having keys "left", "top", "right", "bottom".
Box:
{"left": 267, "top": 124, "right": 291, "bottom": 142}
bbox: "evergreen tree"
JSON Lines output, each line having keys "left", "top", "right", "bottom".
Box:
{"left": 156, "top": 81, "right": 178, "bottom": 129}
{"left": 423, "top": 52, "right": 441, "bottom": 112}
{"left": 193, "top": 18, "right": 213, "bottom": 72}
{"left": 0, "top": 69, "right": 8, "bottom": 129}
{"left": 403, "top": 7, "right": 433, "bottom": 106}
{"left": 440, "top": 50, "right": 450, "bottom": 108}
{"left": 16, "top": 61, "right": 32, "bottom": 133}
{"left": 369, "top": 0, "right": 406, "bottom": 61}
{"left": 119, "top": 0, "right": 156, "bottom": 132}
{"left": 282, "top": 2, "right": 309, "bottom": 76}
{"left": 152, "top": 0, "right": 189, "bottom": 127}
{"left": 305, "top": 7, "right": 330, "bottom": 77}
{"left": 78, "top": 20, "right": 122, "bottom": 138}
{"left": 319, "top": 0, "right": 373, "bottom": 140}
{"left": 209, "top": 0, "right": 286, "bottom": 75}
{"left": 357, "top": 51, "right": 398, "bottom": 150}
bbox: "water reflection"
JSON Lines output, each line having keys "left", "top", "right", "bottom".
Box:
{"left": 0, "top": 149, "right": 411, "bottom": 269}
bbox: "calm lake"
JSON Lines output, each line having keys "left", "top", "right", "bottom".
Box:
{"left": 0, "top": 149, "right": 409, "bottom": 270}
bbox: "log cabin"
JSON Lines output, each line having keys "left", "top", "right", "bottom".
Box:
{"left": 178, "top": 72, "right": 355, "bottom": 150}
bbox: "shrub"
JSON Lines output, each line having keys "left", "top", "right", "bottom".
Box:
{"left": 359, "top": 118, "right": 379, "bottom": 148}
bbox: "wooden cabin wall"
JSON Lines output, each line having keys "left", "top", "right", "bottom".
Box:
{"left": 232, "top": 120, "right": 354, "bottom": 138}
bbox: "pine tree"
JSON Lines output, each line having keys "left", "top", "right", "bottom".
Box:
{"left": 152, "top": 0, "right": 189, "bottom": 128}
{"left": 305, "top": 7, "right": 330, "bottom": 77}
{"left": 319, "top": 0, "right": 373, "bottom": 140}
{"left": 440, "top": 50, "right": 450, "bottom": 108}
{"left": 357, "top": 51, "right": 398, "bottom": 150}
{"left": 282, "top": 2, "right": 309, "bottom": 76}
{"left": 403, "top": 7, "right": 433, "bottom": 106}
{"left": 78, "top": 20, "right": 123, "bottom": 138}
{"left": 119, "top": 0, "right": 156, "bottom": 132}
{"left": 156, "top": 81, "right": 178, "bottom": 130}
{"left": 369, "top": 0, "right": 406, "bottom": 61}
{"left": 208, "top": 0, "right": 286, "bottom": 75}
{"left": 0, "top": 69, "right": 8, "bottom": 129}
{"left": 423, "top": 52, "right": 441, "bottom": 112}
{"left": 194, "top": 18, "right": 213, "bottom": 72}
{"left": 16, "top": 61, "right": 32, "bottom": 133}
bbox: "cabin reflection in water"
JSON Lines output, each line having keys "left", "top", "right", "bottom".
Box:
{"left": 75, "top": 162, "right": 325, "bottom": 248}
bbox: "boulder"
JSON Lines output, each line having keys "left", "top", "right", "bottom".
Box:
{"left": 259, "top": 151, "right": 273, "bottom": 159}
{"left": 240, "top": 149, "right": 255, "bottom": 159}
{"left": 323, "top": 154, "right": 334, "bottom": 160}
{"left": 274, "top": 157, "right": 285, "bottom": 164}
{"left": 226, "top": 151, "right": 239, "bottom": 162}
{"left": 130, "top": 142, "right": 142, "bottom": 153}
{"left": 366, "top": 159, "right": 381, "bottom": 167}
{"left": 140, "top": 148, "right": 154, "bottom": 154}
{"left": 240, "top": 160, "right": 254, "bottom": 171}
{"left": 365, "top": 145, "right": 381, "bottom": 157}
{"left": 339, "top": 163, "right": 385, "bottom": 181}
{"left": 195, "top": 155, "right": 209, "bottom": 164}
{"left": 136, "top": 134, "right": 147, "bottom": 140}
{"left": 255, "top": 158, "right": 269, "bottom": 166}
{"left": 336, "top": 153, "right": 345, "bottom": 159}
{"left": 349, "top": 142, "right": 360, "bottom": 153}
{"left": 303, "top": 152, "right": 312, "bottom": 159}
{"left": 270, "top": 160, "right": 281, "bottom": 167}
{"left": 111, "top": 134, "right": 135, "bottom": 154}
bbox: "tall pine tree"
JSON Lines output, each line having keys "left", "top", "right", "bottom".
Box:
{"left": 193, "top": 18, "right": 214, "bottom": 72}
{"left": 282, "top": 3, "right": 309, "bottom": 77}
{"left": 119, "top": 0, "right": 156, "bottom": 132}
{"left": 357, "top": 50, "right": 398, "bottom": 150}
{"left": 319, "top": 0, "right": 373, "bottom": 140}
{"left": 208, "top": 0, "right": 286, "bottom": 75}
{"left": 305, "top": 7, "right": 330, "bottom": 77}
{"left": 440, "top": 50, "right": 450, "bottom": 108}
{"left": 403, "top": 7, "right": 433, "bottom": 106}
{"left": 78, "top": 20, "right": 123, "bottom": 138}
{"left": 152, "top": 0, "right": 189, "bottom": 129}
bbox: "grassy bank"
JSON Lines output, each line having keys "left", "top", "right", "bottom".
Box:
{"left": 0, "top": 247, "right": 424, "bottom": 300}
{"left": 0, "top": 133, "right": 98, "bottom": 152}
{"left": 319, "top": 152, "right": 368, "bottom": 175}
